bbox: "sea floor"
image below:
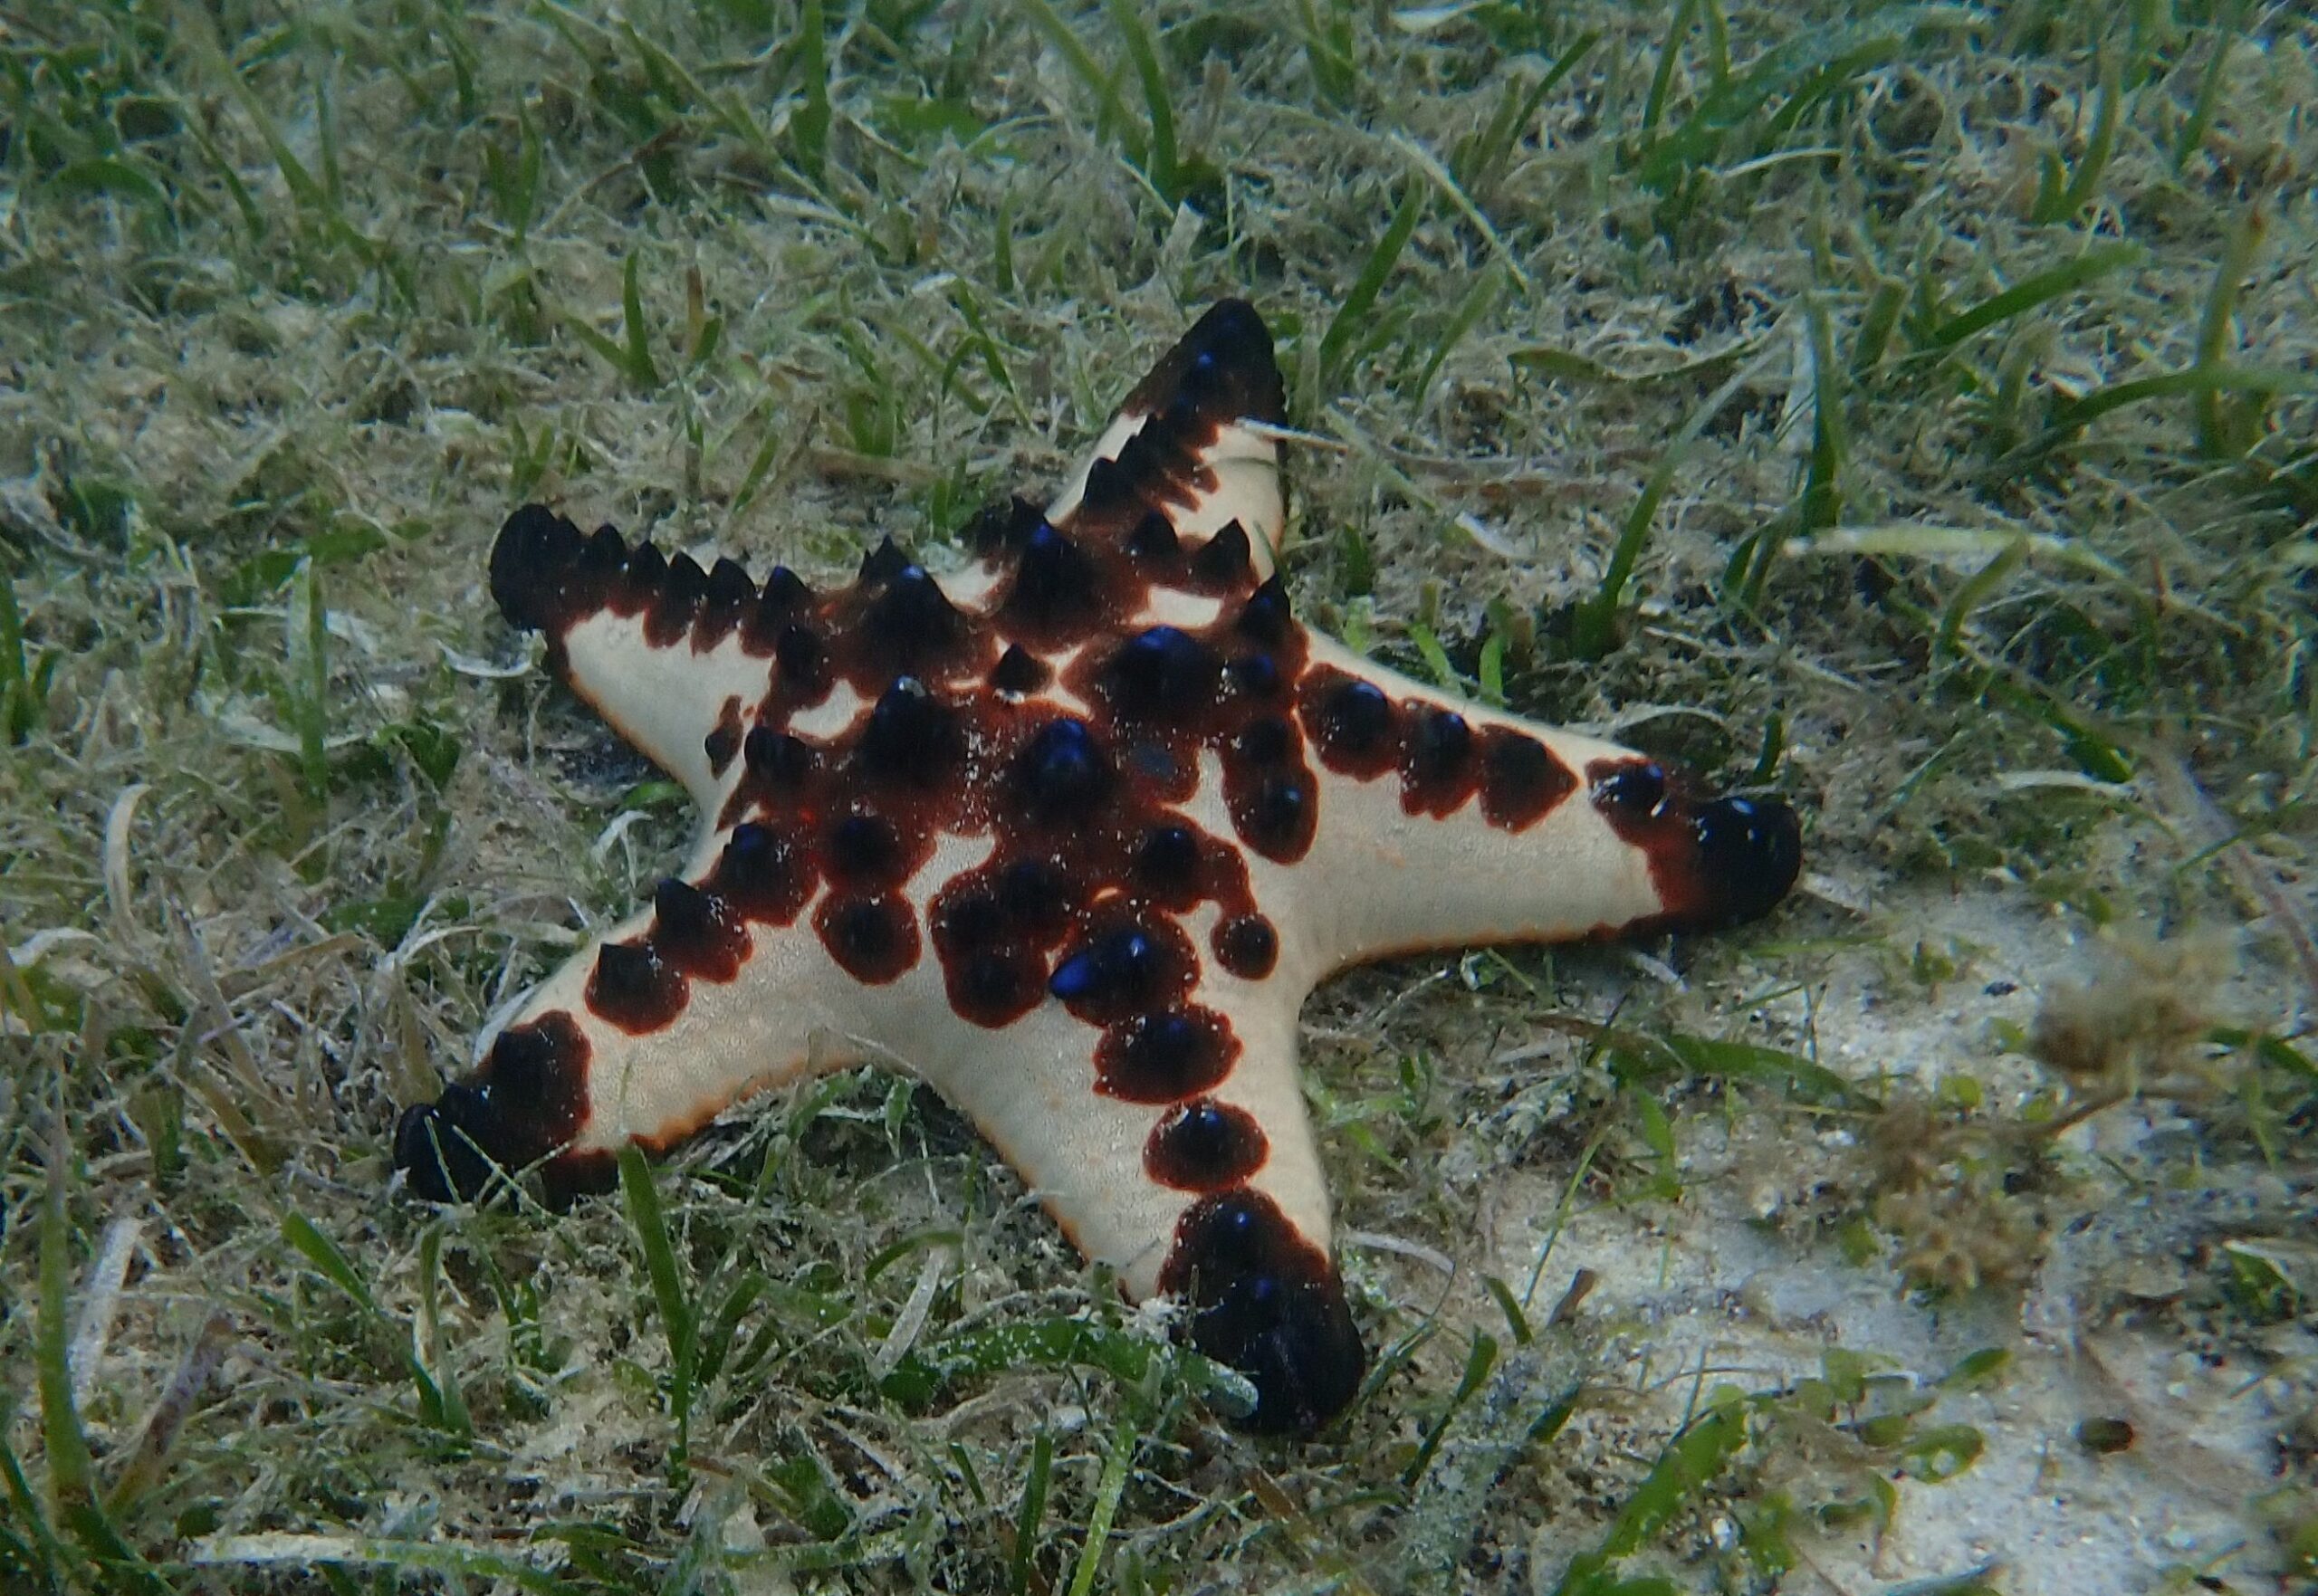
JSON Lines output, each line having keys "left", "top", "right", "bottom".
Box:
{"left": 4, "top": 2, "right": 2313, "bottom": 1591}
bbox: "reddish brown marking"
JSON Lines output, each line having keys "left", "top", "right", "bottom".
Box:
{"left": 1127, "top": 509, "right": 1179, "bottom": 561}
{"left": 991, "top": 644, "right": 1051, "bottom": 695}
{"left": 1222, "top": 750, "right": 1317, "bottom": 863}
{"left": 646, "top": 551, "right": 707, "bottom": 646}
{"left": 992, "top": 856, "right": 1076, "bottom": 944}
{"left": 995, "top": 522, "right": 1126, "bottom": 645}
{"left": 740, "top": 568, "right": 812, "bottom": 656}
{"left": 941, "top": 944, "right": 1049, "bottom": 1028}
{"left": 1131, "top": 822, "right": 1205, "bottom": 909}
{"left": 1159, "top": 1187, "right": 1365, "bottom": 1435}
{"left": 614, "top": 541, "right": 665, "bottom": 620}
{"left": 588, "top": 940, "right": 686, "bottom": 1033}
{"left": 393, "top": 1010, "right": 594, "bottom": 1202}
{"left": 486, "top": 505, "right": 597, "bottom": 636}
{"left": 1301, "top": 668, "right": 1399, "bottom": 779}
{"left": 824, "top": 809, "right": 927, "bottom": 893}
{"left": 652, "top": 879, "right": 749, "bottom": 982}
{"left": 1212, "top": 913, "right": 1279, "bottom": 980}
{"left": 815, "top": 894, "right": 919, "bottom": 984}
{"left": 1094, "top": 1007, "right": 1240, "bottom": 1104}
{"left": 709, "top": 822, "right": 817, "bottom": 924}
{"left": 1103, "top": 416, "right": 1225, "bottom": 527}
{"left": 860, "top": 559, "right": 972, "bottom": 674}
{"left": 771, "top": 623, "right": 829, "bottom": 702}
{"left": 1478, "top": 726, "right": 1576, "bottom": 831}
{"left": 1400, "top": 703, "right": 1480, "bottom": 817}
{"left": 1593, "top": 757, "right": 1669, "bottom": 824}
{"left": 1145, "top": 1099, "right": 1269, "bottom": 1190}
{"left": 1587, "top": 758, "right": 1802, "bottom": 933}
{"left": 742, "top": 726, "right": 814, "bottom": 794}
{"left": 485, "top": 1012, "right": 593, "bottom": 1144}
{"left": 703, "top": 693, "right": 745, "bottom": 779}
{"left": 695, "top": 557, "right": 756, "bottom": 650}
{"left": 930, "top": 866, "right": 1070, "bottom": 1029}
{"left": 1049, "top": 913, "right": 1199, "bottom": 1026}
{"left": 1189, "top": 520, "right": 1252, "bottom": 587}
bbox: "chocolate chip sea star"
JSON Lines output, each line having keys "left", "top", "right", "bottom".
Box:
{"left": 393, "top": 301, "right": 1802, "bottom": 1434}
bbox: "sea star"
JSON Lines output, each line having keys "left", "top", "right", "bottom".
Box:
{"left": 394, "top": 301, "right": 1801, "bottom": 1434}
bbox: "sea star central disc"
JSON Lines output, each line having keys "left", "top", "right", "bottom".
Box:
{"left": 393, "top": 301, "right": 1803, "bottom": 1434}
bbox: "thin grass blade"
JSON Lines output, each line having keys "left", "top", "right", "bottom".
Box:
{"left": 619, "top": 1145, "right": 697, "bottom": 1467}
{"left": 1400, "top": 1331, "right": 1499, "bottom": 1487}
{"left": 1102, "top": 0, "right": 1177, "bottom": 200}
{"left": 1320, "top": 182, "right": 1425, "bottom": 390}
{"left": 1062, "top": 1418, "right": 1137, "bottom": 1596}
{"left": 41, "top": 1127, "right": 165, "bottom": 1589}
{"left": 1009, "top": 1429, "right": 1052, "bottom": 1596}
{"left": 1921, "top": 242, "right": 2143, "bottom": 350}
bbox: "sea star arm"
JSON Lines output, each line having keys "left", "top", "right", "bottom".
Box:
{"left": 1285, "top": 633, "right": 1802, "bottom": 977}
{"left": 487, "top": 507, "right": 788, "bottom": 808}
{"left": 908, "top": 963, "right": 1362, "bottom": 1436}
{"left": 1021, "top": 302, "right": 1797, "bottom": 967}
{"left": 393, "top": 819, "right": 873, "bottom": 1203}
{"left": 1043, "top": 309, "right": 1287, "bottom": 567}
{"left": 996, "top": 299, "right": 1291, "bottom": 580}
